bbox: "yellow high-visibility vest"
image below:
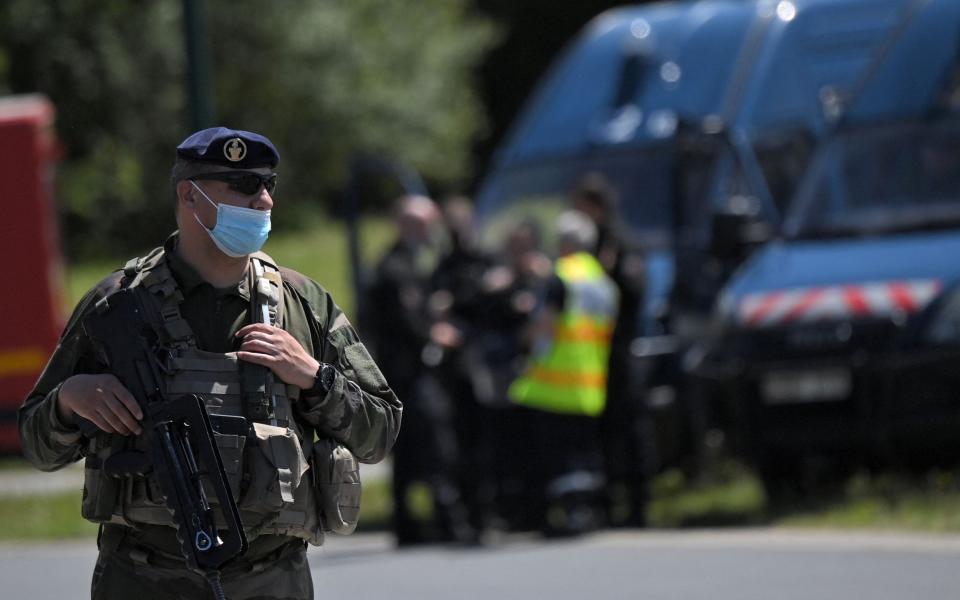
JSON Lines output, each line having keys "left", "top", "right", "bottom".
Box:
{"left": 509, "top": 251, "right": 619, "bottom": 416}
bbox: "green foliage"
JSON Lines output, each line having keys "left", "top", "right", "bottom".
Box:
{"left": 1, "top": 0, "right": 185, "bottom": 259}
{"left": 212, "top": 0, "right": 497, "bottom": 217}
{"left": 0, "top": 0, "right": 497, "bottom": 261}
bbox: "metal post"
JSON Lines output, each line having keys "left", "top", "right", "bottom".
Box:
{"left": 182, "top": 0, "right": 215, "bottom": 131}
{"left": 343, "top": 157, "right": 366, "bottom": 322}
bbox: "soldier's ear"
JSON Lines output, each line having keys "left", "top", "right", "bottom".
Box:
{"left": 176, "top": 180, "right": 195, "bottom": 207}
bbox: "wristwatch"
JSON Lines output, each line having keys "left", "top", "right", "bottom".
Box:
{"left": 311, "top": 362, "right": 336, "bottom": 397}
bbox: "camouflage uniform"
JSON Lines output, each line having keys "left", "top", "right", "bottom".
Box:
{"left": 91, "top": 523, "right": 313, "bottom": 600}
{"left": 19, "top": 233, "right": 402, "bottom": 599}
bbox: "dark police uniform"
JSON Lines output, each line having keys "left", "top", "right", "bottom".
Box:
{"left": 477, "top": 251, "right": 551, "bottom": 531}
{"left": 18, "top": 129, "right": 401, "bottom": 599}
{"left": 366, "top": 236, "right": 473, "bottom": 546}
{"left": 595, "top": 222, "right": 652, "bottom": 527}
{"left": 428, "top": 230, "right": 497, "bottom": 540}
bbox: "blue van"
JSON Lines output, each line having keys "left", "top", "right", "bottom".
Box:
{"left": 474, "top": 0, "right": 957, "bottom": 470}
{"left": 700, "top": 115, "right": 960, "bottom": 493}
{"left": 696, "top": 2, "right": 960, "bottom": 494}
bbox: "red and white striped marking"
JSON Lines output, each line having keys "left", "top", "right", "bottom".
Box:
{"left": 737, "top": 279, "right": 942, "bottom": 327}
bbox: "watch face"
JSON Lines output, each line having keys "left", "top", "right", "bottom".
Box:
{"left": 321, "top": 364, "right": 336, "bottom": 391}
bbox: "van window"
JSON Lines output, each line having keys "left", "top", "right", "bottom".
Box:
{"left": 477, "top": 146, "right": 675, "bottom": 252}
{"left": 787, "top": 120, "right": 960, "bottom": 239}
{"left": 754, "top": 133, "right": 815, "bottom": 215}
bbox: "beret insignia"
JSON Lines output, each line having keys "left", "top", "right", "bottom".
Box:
{"left": 224, "top": 137, "right": 247, "bottom": 162}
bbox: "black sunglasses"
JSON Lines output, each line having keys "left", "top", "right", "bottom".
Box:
{"left": 190, "top": 171, "right": 278, "bottom": 196}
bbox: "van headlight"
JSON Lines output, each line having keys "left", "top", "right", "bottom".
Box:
{"left": 923, "top": 289, "right": 960, "bottom": 345}
{"left": 711, "top": 291, "right": 738, "bottom": 333}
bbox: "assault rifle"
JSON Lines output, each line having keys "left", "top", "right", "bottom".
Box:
{"left": 80, "top": 287, "right": 247, "bottom": 600}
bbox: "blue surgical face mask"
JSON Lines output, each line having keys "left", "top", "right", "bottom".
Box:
{"left": 190, "top": 181, "right": 271, "bottom": 257}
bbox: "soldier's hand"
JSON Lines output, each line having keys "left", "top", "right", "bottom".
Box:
{"left": 58, "top": 374, "right": 144, "bottom": 435}
{"left": 236, "top": 323, "right": 320, "bottom": 390}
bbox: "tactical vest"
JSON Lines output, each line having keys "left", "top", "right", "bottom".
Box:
{"left": 81, "top": 247, "right": 324, "bottom": 545}
{"left": 509, "top": 252, "right": 619, "bottom": 417}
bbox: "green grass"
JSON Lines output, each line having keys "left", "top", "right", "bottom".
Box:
{"left": 647, "top": 463, "right": 767, "bottom": 528}
{"left": 0, "top": 457, "right": 36, "bottom": 471}
{"left": 0, "top": 472, "right": 395, "bottom": 541}
{"left": 0, "top": 491, "right": 97, "bottom": 540}
{"left": 0, "top": 468, "right": 395, "bottom": 540}
{"left": 780, "top": 493, "right": 960, "bottom": 531}
{"left": 0, "top": 474, "right": 457, "bottom": 540}
{"left": 4, "top": 463, "right": 960, "bottom": 541}
{"left": 355, "top": 477, "right": 393, "bottom": 532}
{"left": 0, "top": 472, "right": 434, "bottom": 541}
{"left": 354, "top": 462, "right": 960, "bottom": 535}
{"left": 778, "top": 469, "right": 960, "bottom": 532}
{"left": 645, "top": 463, "right": 960, "bottom": 532}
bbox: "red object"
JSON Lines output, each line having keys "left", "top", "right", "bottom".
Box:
{"left": 0, "top": 95, "right": 65, "bottom": 453}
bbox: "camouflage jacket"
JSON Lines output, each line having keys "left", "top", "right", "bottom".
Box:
{"left": 18, "top": 234, "right": 402, "bottom": 473}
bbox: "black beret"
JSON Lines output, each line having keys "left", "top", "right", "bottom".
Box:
{"left": 176, "top": 127, "right": 279, "bottom": 169}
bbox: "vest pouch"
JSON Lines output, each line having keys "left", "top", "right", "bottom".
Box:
{"left": 208, "top": 414, "right": 249, "bottom": 500}
{"left": 311, "top": 437, "right": 361, "bottom": 534}
{"left": 114, "top": 435, "right": 172, "bottom": 527}
{"left": 240, "top": 422, "right": 309, "bottom": 515}
{"left": 81, "top": 454, "right": 121, "bottom": 523}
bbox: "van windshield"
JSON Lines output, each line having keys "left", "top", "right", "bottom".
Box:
{"left": 476, "top": 147, "right": 675, "bottom": 251}
{"left": 786, "top": 120, "right": 960, "bottom": 240}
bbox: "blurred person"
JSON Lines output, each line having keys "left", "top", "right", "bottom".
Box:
{"left": 366, "top": 194, "right": 471, "bottom": 546}
{"left": 509, "top": 210, "right": 619, "bottom": 535}
{"left": 18, "top": 127, "right": 401, "bottom": 599}
{"left": 572, "top": 172, "right": 652, "bottom": 528}
{"left": 424, "top": 195, "right": 498, "bottom": 542}
{"left": 479, "top": 219, "right": 553, "bottom": 401}
{"left": 477, "top": 219, "right": 554, "bottom": 530}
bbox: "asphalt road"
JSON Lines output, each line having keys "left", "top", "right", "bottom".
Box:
{"left": 3, "top": 528, "right": 959, "bottom": 599}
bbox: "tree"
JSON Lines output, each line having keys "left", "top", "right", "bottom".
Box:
{"left": 0, "top": 0, "right": 496, "bottom": 260}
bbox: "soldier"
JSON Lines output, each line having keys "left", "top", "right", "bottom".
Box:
{"left": 18, "top": 127, "right": 402, "bottom": 599}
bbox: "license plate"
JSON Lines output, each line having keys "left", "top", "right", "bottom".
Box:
{"left": 760, "top": 368, "right": 852, "bottom": 405}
